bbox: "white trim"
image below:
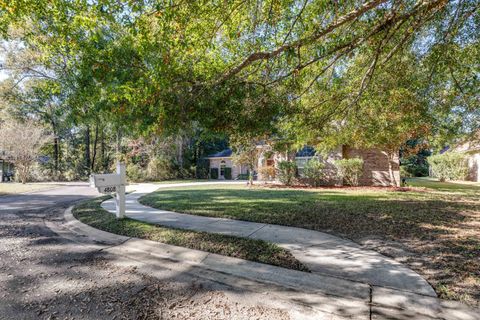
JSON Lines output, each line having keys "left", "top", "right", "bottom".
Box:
{"left": 207, "top": 156, "right": 233, "bottom": 159}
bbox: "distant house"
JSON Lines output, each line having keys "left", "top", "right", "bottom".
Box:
{"left": 206, "top": 145, "right": 400, "bottom": 186}
{"left": 206, "top": 148, "right": 248, "bottom": 180}
{"left": 0, "top": 155, "right": 14, "bottom": 182}
{"left": 452, "top": 138, "right": 480, "bottom": 182}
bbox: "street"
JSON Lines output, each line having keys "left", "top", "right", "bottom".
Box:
{"left": 0, "top": 184, "right": 291, "bottom": 320}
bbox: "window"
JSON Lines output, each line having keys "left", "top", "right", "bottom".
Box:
{"left": 220, "top": 160, "right": 226, "bottom": 176}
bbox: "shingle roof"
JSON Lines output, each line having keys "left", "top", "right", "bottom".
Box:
{"left": 207, "top": 146, "right": 317, "bottom": 158}
{"left": 295, "top": 146, "right": 316, "bottom": 157}
{"left": 206, "top": 148, "right": 233, "bottom": 158}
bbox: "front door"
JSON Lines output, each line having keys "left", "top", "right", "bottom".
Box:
{"left": 220, "top": 161, "right": 226, "bottom": 178}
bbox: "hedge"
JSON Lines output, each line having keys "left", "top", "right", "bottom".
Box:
{"left": 210, "top": 168, "right": 219, "bottom": 179}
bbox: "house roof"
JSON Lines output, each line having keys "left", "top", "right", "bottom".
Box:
{"left": 38, "top": 155, "right": 50, "bottom": 164}
{"left": 206, "top": 146, "right": 318, "bottom": 159}
{"left": 453, "top": 141, "right": 480, "bottom": 153}
{"left": 206, "top": 148, "right": 233, "bottom": 158}
{"left": 450, "top": 131, "right": 480, "bottom": 153}
{"left": 296, "top": 146, "right": 316, "bottom": 157}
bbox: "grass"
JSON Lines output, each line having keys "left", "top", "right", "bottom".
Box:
{"left": 73, "top": 196, "right": 308, "bottom": 272}
{"left": 406, "top": 177, "right": 480, "bottom": 190}
{"left": 0, "top": 183, "right": 62, "bottom": 196}
{"left": 151, "top": 179, "right": 209, "bottom": 184}
{"left": 139, "top": 178, "right": 480, "bottom": 306}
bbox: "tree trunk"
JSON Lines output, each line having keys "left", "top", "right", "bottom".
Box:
{"left": 116, "top": 128, "right": 122, "bottom": 159}
{"left": 19, "top": 164, "right": 29, "bottom": 184}
{"left": 50, "top": 120, "right": 60, "bottom": 180}
{"left": 248, "top": 164, "right": 254, "bottom": 186}
{"left": 100, "top": 129, "right": 106, "bottom": 172}
{"left": 85, "top": 125, "right": 91, "bottom": 175}
{"left": 177, "top": 136, "right": 184, "bottom": 168}
{"left": 91, "top": 123, "right": 99, "bottom": 171}
{"left": 50, "top": 120, "right": 59, "bottom": 179}
{"left": 53, "top": 135, "right": 59, "bottom": 176}
{"left": 388, "top": 151, "right": 399, "bottom": 187}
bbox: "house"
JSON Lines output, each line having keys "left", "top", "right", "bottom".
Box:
{"left": 0, "top": 156, "right": 14, "bottom": 182}
{"left": 452, "top": 138, "right": 480, "bottom": 182}
{"left": 206, "top": 148, "right": 249, "bottom": 180}
{"left": 206, "top": 145, "right": 400, "bottom": 186}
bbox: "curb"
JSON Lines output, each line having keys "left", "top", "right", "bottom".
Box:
{"left": 47, "top": 205, "right": 480, "bottom": 320}
{"left": 62, "top": 206, "right": 370, "bottom": 296}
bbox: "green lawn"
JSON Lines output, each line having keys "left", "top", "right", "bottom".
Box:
{"left": 0, "top": 183, "right": 62, "bottom": 196}
{"left": 151, "top": 179, "right": 209, "bottom": 184}
{"left": 73, "top": 196, "right": 308, "bottom": 272}
{"left": 140, "top": 178, "right": 480, "bottom": 305}
{"left": 406, "top": 177, "right": 480, "bottom": 191}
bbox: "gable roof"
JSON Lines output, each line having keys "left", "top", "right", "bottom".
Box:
{"left": 206, "top": 148, "right": 233, "bottom": 158}
{"left": 451, "top": 131, "right": 480, "bottom": 153}
{"left": 296, "top": 146, "right": 316, "bottom": 157}
{"left": 206, "top": 146, "right": 318, "bottom": 159}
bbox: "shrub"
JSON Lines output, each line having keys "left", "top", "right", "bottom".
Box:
{"left": 335, "top": 158, "right": 364, "bottom": 186}
{"left": 224, "top": 167, "right": 232, "bottom": 180}
{"left": 400, "top": 165, "right": 412, "bottom": 178}
{"left": 236, "top": 173, "right": 249, "bottom": 180}
{"left": 277, "top": 160, "right": 297, "bottom": 186}
{"left": 63, "top": 169, "right": 79, "bottom": 182}
{"left": 210, "top": 168, "right": 219, "bottom": 179}
{"left": 196, "top": 159, "right": 210, "bottom": 179}
{"left": 258, "top": 166, "right": 276, "bottom": 181}
{"left": 302, "top": 159, "right": 325, "bottom": 187}
{"left": 126, "top": 163, "right": 146, "bottom": 182}
{"left": 178, "top": 166, "right": 194, "bottom": 179}
{"left": 401, "top": 163, "right": 429, "bottom": 177}
{"left": 146, "top": 156, "right": 175, "bottom": 181}
{"left": 428, "top": 152, "right": 468, "bottom": 181}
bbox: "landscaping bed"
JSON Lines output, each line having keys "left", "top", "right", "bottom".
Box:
{"left": 139, "top": 178, "right": 480, "bottom": 306}
{"left": 73, "top": 196, "right": 308, "bottom": 272}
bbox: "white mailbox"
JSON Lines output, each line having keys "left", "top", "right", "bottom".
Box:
{"left": 90, "top": 162, "right": 126, "bottom": 219}
{"left": 90, "top": 174, "right": 123, "bottom": 189}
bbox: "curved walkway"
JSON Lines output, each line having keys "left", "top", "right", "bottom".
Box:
{"left": 102, "top": 182, "right": 435, "bottom": 297}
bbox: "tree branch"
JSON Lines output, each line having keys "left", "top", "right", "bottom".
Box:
{"left": 218, "top": 0, "right": 388, "bottom": 82}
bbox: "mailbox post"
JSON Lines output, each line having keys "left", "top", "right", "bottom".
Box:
{"left": 114, "top": 162, "right": 126, "bottom": 219}
{"left": 90, "top": 161, "right": 126, "bottom": 219}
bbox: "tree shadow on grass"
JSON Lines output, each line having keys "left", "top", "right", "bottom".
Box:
{"left": 140, "top": 187, "right": 480, "bottom": 304}
{"left": 140, "top": 187, "right": 477, "bottom": 240}
{"left": 16, "top": 235, "right": 357, "bottom": 319}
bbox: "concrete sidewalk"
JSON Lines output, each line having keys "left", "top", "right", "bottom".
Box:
{"left": 103, "top": 182, "right": 434, "bottom": 296}
{"left": 54, "top": 201, "right": 479, "bottom": 320}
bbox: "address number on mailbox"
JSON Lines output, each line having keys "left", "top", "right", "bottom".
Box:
{"left": 100, "top": 186, "right": 117, "bottom": 193}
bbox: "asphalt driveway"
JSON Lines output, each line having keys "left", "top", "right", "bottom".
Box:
{"left": 0, "top": 183, "right": 292, "bottom": 320}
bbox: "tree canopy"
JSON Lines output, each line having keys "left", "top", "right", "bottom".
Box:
{"left": 0, "top": 0, "right": 478, "bottom": 162}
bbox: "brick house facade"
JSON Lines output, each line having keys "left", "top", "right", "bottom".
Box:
{"left": 342, "top": 146, "right": 400, "bottom": 186}
{"left": 207, "top": 145, "right": 400, "bottom": 186}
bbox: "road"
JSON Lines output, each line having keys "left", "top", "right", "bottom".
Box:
{"left": 0, "top": 183, "right": 291, "bottom": 320}
{"left": 0, "top": 183, "right": 99, "bottom": 214}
